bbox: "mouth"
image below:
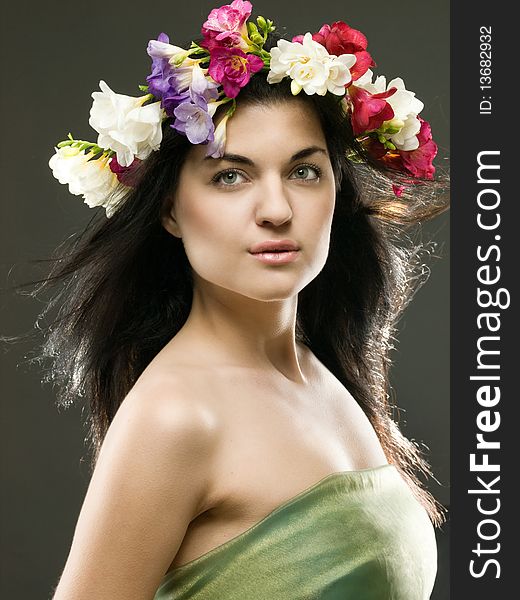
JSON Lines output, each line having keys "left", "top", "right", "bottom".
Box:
{"left": 248, "top": 249, "right": 301, "bottom": 264}
{"left": 250, "top": 249, "right": 296, "bottom": 254}
{"left": 248, "top": 239, "right": 301, "bottom": 264}
{"left": 248, "top": 239, "right": 300, "bottom": 254}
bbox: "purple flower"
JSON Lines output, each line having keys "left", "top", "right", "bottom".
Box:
{"left": 190, "top": 62, "right": 220, "bottom": 101}
{"left": 146, "top": 33, "right": 191, "bottom": 116}
{"left": 171, "top": 61, "right": 222, "bottom": 144}
{"left": 147, "top": 33, "right": 221, "bottom": 120}
{"left": 172, "top": 94, "right": 215, "bottom": 145}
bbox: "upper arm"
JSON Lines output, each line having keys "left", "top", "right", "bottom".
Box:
{"left": 52, "top": 379, "right": 219, "bottom": 600}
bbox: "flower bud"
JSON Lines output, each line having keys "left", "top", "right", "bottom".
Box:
{"left": 382, "top": 118, "right": 404, "bottom": 134}
{"left": 59, "top": 145, "right": 82, "bottom": 157}
{"left": 170, "top": 50, "right": 190, "bottom": 67}
{"left": 257, "top": 15, "right": 267, "bottom": 31}
{"left": 247, "top": 21, "right": 259, "bottom": 36}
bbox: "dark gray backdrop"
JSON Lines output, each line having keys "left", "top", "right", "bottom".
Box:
{"left": 0, "top": 0, "right": 449, "bottom": 597}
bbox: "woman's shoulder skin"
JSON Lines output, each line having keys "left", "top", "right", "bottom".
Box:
{"left": 51, "top": 372, "right": 221, "bottom": 600}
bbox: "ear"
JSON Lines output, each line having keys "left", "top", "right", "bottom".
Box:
{"left": 161, "top": 198, "right": 182, "bottom": 238}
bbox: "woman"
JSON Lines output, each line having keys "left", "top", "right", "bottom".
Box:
{"left": 43, "top": 3, "right": 449, "bottom": 599}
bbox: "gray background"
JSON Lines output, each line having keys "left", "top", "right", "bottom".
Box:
{"left": 0, "top": 0, "right": 449, "bottom": 597}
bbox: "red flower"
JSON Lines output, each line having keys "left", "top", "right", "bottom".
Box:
{"left": 392, "top": 184, "right": 405, "bottom": 197}
{"left": 109, "top": 157, "right": 142, "bottom": 187}
{"left": 399, "top": 118, "right": 437, "bottom": 179}
{"left": 348, "top": 85, "right": 395, "bottom": 136}
{"left": 363, "top": 118, "right": 437, "bottom": 181}
{"left": 293, "top": 21, "right": 375, "bottom": 81}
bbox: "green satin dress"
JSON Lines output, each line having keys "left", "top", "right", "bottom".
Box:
{"left": 153, "top": 464, "right": 437, "bottom": 599}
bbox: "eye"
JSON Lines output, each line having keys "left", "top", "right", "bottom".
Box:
{"left": 212, "top": 169, "right": 247, "bottom": 187}
{"left": 290, "top": 164, "right": 322, "bottom": 181}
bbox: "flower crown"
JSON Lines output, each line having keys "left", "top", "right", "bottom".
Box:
{"left": 49, "top": 0, "right": 438, "bottom": 217}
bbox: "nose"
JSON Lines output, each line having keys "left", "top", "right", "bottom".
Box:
{"left": 254, "top": 176, "right": 293, "bottom": 227}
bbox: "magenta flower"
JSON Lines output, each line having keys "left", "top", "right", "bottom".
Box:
{"left": 348, "top": 85, "right": 395, "bottom": 136}
{"left": 364, "top": 118, "right": 437, "bottom": 181}
{"left": 208, "top": 47, "right": 264, "bottom": 98}
{"left": 400, "top": 118, "right": 437, "bottom": 179}
{"left": 201, "top": 0, "right": 252, "bottom": 51}
{"left": 392, "top": 184, "right": 405, "bottom": 197}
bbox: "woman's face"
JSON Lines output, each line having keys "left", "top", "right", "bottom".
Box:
{"left": 163, "top": 100, "right": 337, "bottom": 301}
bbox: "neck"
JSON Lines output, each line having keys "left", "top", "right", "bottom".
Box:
{"left": 170, "top": 276, "right": 309, "bottom": 384}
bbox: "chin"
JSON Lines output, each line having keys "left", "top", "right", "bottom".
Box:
{"left": 234, "top": 274, "right": 316, "bottom": 302}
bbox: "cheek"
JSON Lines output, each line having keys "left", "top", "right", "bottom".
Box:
{"left": 306, "top": 188, "right": 336, "bottom": 250}
{"left": 175, "top": 189, "right": 240, "bottom": 273}
{"left": 181, "top": 201, "right": 216, "bottom": 241}
{"left": 175, "top": 180, "right": 216, "bottom": 240}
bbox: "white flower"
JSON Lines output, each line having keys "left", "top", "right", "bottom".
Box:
{"left": 355, "top": 70, "right": 424, "bottom": 150}
{"left": 207, "top": 98, "right": 231, "bottom": 118}
{"left": 354, "top": 68, "right": 374, "bottom": 88}
{"left": 288, "top": 58, "right": 329, "bottom": 95}
{"left": 268, "top": 32, "right": 356, "bottom": 96}
{"left": 78, "top": 158, "right": 128, "bottom": 217}
{"left": 190, "top": 62, "right": 220, "bottom": 101}
{"left": 49, "top": 146, "right": 92, "bottom": 188}
{"left": 267, "top": 34, "right": 319, "bottom": 84}
{"left": 147, "top": 39, "right": 186, "bottom": 60}
{"left": 205, "top": 112, "right": 230, "bottom": 158}
{"left": 89, "top": 80, "right": 164, "bottom": 167}
{"left": 386, "top": 113, "right": 422, "bottom": 150}
{"left": 324, "top": 55, "right": 357, "bottom": 94}
{"left": 49, "top": 147, "right": 127, "bottom": 217}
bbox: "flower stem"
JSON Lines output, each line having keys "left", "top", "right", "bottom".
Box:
{"left": 57, "top": 136, "right": 110, "bottom": 157}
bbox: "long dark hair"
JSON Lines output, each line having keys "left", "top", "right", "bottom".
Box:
{"left": 11, "top": 31, "right": 449, "bottom": 526}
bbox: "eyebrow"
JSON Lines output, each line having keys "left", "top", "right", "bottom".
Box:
{"left": 203, "top": 145, "right": 328, "bottom": 166}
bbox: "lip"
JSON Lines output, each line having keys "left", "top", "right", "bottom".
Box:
{"left": 249, "top": 239, "right": 300, "bottom": 253}
{"left": 250, "top": 250, "right": 300, "bottom": 265}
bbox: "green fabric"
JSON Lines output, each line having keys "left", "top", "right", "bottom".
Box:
{"left": 153, "top": 464, "right": 437, "bottom": 599}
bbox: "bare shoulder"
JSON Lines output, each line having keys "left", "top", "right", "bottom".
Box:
{"left": 125, "top": 367, "right": 222, "bottom": 458}
{"left": 51, "top": 370, "right": 221, "bottom": 600}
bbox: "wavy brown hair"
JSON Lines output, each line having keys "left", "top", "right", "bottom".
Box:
{"left": 8, "top": 31, "right": 449, "bottom": 526}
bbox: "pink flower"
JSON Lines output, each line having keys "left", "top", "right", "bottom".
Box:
{"left": 399, "top": 118, "right": 437, "bottom": 179}
{"left": 208, "top": 47, "right": 264, "bottom": 98}
{"left": 293, "top": 21, "right": 375, "bottom": 81}
{"left": 201, "top": 0, "right": 252, "bottom": 51}
{"left": 348, "top": 85, "right": 396, "bottom": 136}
